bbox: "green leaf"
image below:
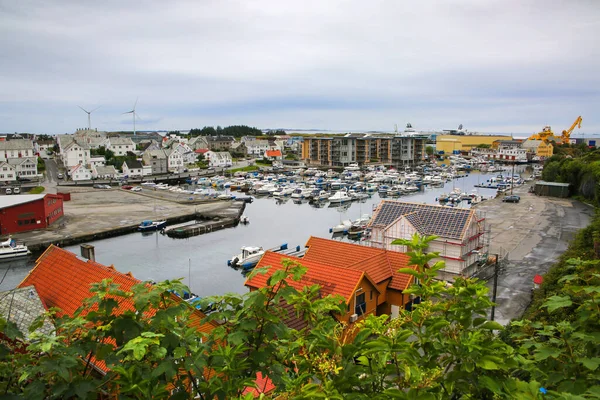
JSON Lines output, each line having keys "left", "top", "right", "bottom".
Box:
{"left": 543, "top": 295, "right": 572, "bottom": 312}
{"left": 476, "top": 356, "right": 499, "bottom": 370}
{"left": 481, "top": 320, "right": 504, "bottom": 330}
{"left": 580, "top": 357, "right": 600, "bottom": 371}
{"left": 479, "top": 375, "right": 502, "bottom": 393}
{"left": 534, "top": 345, "right": 562, "bottom": 361}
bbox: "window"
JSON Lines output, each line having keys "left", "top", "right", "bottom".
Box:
{"left": 355, "top": 292, "right": 366, "bottom": 316}
{"left": 370, "top": 290, "right": 373, "bottom": 301}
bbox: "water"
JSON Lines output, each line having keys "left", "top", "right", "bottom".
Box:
{"left": 0, "top": 170, "right": 513, "bottom": 296}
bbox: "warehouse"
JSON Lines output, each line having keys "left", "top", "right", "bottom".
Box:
{"left": 0, "top": 194, "right": 64, "bottom": 235}
{"left": 533, "top": 181, "right": 570, "bottom": 198}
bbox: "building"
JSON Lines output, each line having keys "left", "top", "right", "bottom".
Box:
{"left": 88, "top": 156, "right": 106, "bottom": 169}
{"left": 205, "top": 151, "right": 232, "bottom": 168}
{"left": 435, "top": 135, "right": 512, "bottom": 156}
{"left": 7, "top": 157, "right": 38, "bottom": 179}
{"left": 471, "top": 146, "right": 529, "bottom": 163}
{"left": 92, "top": 165, "right": 119, "bottom": 179}
{"left": 34, "top": 138, "right": 55, "bottom": 154}
{"left": 207, "top": 136, "right": 235, "bottom": 150}
{"left": 57, "top": 135, "right": 91, "bottom": 168}
{"left": 301, "top": 134, "right": 427, "bottom": 167}
{"left": 18, "top": 245, "right": 219, "bottom": 376}
{"left": 170, "top": 143, "right": 197, "bottom": 165}
{"left": 368, "top": 201, "right": 487, "bottom": 281}
{"left": 264, "top": 149, "right": 283, "bottom": 161}
{"left": 0, "top": 286, "right": 54, "bottom": 341}
{"left": 522, "top": 139, "right": 554, "bottom": 159}
{"left": 105, "top": 137, "right": 136, "bottom": 156}
{"left": 122, "top": 160, "right": 144, "bottom": 177}
{"left": 142, "top": 149, "right": 168, "bottom": 175}
{"left": 0, "top": 139, "right": 36, "bottom": 161}
{"left": 245, "top": 140, "right": 270, "bottom": 157}
{"left": 165, "top": 148, "right": 184, "bottom": 172}
{"left": 69, "top": 164, "right": 92, "bottom": 181}
{"left": 534, "top": 181, "right": 570, "bottom": 198}
{"left": 188, "top": 136, "right": 209, "bottom": 150}
{"left": 0, "top": 194, "right": 64, "bottom": 234}
{"left": 0, "top": 162, "right": 16, "bottom": 182}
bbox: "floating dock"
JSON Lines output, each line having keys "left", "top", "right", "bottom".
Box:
{"left": 164, "top": 217, "right": 237, "bottom": 238}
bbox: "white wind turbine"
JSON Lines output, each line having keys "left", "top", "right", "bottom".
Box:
{"left": 122, "top": 98, "right": 141, "bottom": 136}
{"left": 78, "top": 105, "right": 101, "bottom": 131}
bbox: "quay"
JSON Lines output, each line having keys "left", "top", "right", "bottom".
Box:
{"left": 9, "top": 186, "right": 245, "bottom": 253}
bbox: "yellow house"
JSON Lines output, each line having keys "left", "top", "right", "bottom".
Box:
{"left": 522, "top": 139, "right": 554, "bottom": 158}
{"left": 436, "top": 135, "right": 512, "bottom": 155}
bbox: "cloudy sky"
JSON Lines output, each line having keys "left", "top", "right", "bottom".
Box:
{"left": 1, "top": 0, "right": 599, "bottom": 135}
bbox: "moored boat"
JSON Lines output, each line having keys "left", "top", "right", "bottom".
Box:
{"left": 138, "top": 220, "right": 167, "bottom": 232}
{"left": 0, "top": 237, "right": 30, "bottom": 260}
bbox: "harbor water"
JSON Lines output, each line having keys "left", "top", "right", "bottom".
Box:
{"left": 0, "top": 170, "right": 520, "bottom": 297}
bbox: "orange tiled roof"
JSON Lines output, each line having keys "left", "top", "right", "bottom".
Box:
{"left": 242, "top": 372, "right": 276, "bottom": 397}
{"left": 18, "top": 245, "right": 218, "bottom": 372}
{"left": 303, "top": 237, "right": 415, "bottom": 291}
{"left": 265, "top": 149, "right": 282, "bottom": 157}
{"left": 244, "top": 251, "right": 366, "bottom": 303}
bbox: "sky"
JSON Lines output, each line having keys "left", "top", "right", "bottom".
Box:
{"left": 1, "top": 0, "right": 599, "bottom": 135}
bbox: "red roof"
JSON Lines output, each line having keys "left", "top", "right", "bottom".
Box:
{"left": 303, "top": 237, "right": 415, "bottom": 291}
{"left": 242, "top": 372, "right": 276, "bottom": 397}
{"left": 19, "top": 246, "right": 218, "bottom": 372}
{"left": 195, "top": 148, "right": 209, "bottom": 154}
{"left": 265, "top": 150, "right": 282, "bottom": 157}
{"left": 245, "top": 251, "right": 368, "bottom": 303}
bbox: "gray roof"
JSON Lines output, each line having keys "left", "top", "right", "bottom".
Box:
{"left": 207, "top": 135, "right": 234, "bottom": 142}
{"left": 124, "top": 159, "right": 143, "bottom": 169}
{"left": 144, "top": 149, "right": 167, "bottom": 159}
{"left": 0, "top": 139, "right": 34, "bottom": 151}
{"left": 108, "top": 137, "right": 135, "bottom": 146}
{"left": 95, "top": 165, "right": 118, "bottom": 175}
{"left": 0, "top": 286, "right": 54, "bottom": 339}
{"left": 7, "top": 157, "right": 36, "bottom": 166}
{"left": 0, "top": 194, "right": 46, "bottom": 209}
{"left": 370, "top": 200, "right": 474, "bottom": 240}
{"left": 535, "top": 180, "right": 570, "bottom": 187}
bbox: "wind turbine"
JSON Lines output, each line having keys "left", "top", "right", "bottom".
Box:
{"left": 122, "top": 98, "right": 141, "bottom": 136}
{"left": 78, "top": 105, "right": 101, "bottom": 131}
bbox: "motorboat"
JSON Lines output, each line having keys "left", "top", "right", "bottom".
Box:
{"left": 0, "top": 237, "right": 30, "bottom": 260}
{"left": 331, "top": 220, "right": 352, "bottom": 234}
{"left": 328, "top": 191, "right": 352, "bottom": 203}
{"left": 240, "top": 215, "right": 250, "bottom": 224}
{"left": 229, "top": 246, "right": 265, "bottom": 269}
{"left": 138, "top": 220, "right": 167, "bottom": 232}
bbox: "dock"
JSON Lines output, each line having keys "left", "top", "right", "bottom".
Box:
{"left": 164, "top": 217, "right": 238, "bottom": 238}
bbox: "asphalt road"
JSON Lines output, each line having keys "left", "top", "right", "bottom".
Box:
{"left": 476, "top": 190, "right": 593, "bottom": 325}
{"left": 44, "top": 158, "right": 59, "bottom": 183}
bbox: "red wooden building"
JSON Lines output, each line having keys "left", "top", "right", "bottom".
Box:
{"left": 0, "top": 194, "right": 63, "bottom": 234}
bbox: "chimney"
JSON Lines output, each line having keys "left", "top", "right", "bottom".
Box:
{"left": 80, "top": 244, "right": 95, "bottom": 261}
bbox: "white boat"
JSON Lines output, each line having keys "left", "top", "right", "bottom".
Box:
{"left": 138, "top": 220, "right": 167, "bottom": 232}
{"left": 229, "top": 246, "right": 264, "bottom": 269}
{"left": 273, "top": 187, "right": 294, "bottom": 197}
{"left": 240, "top": 215, "right": 250, "bottom": 224}
{"left": 0, "top": 237, "right": 30, "bottom": 260}
{"left": 345, "top": 163, "right": 360, "bottom": 171}
{"left": 328, "top": 191, "right": 352, "bottom": 203}
{"left": 331, "top": 219, "right": 352, "bottom": 233}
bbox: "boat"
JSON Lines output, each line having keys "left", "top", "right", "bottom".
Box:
{"left": 240, "top": 215, "right": 249, "bottom": 224}
{"left": 228, "top": 243, "right": 288, "bottom": 270}
{"left": 0, "top": 237, "right": 30, "bottom": 260}
{"left": 331, "top": 219, "right": 352, "bottom": 234}
{"left": 328, "top": 191, "right": 352, "bottom": 203}
{"left": 138, "top": 220, "right": 167, "bottom": 232}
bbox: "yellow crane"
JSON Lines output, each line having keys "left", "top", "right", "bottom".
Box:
{"left": 528, "top": 125, "right": 556, "bottom": 142}
{"left": 561, "top": 116, "right": 582, "bottom": 143}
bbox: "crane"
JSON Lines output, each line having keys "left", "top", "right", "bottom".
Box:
{"left": 561, "top": 116, "right": 582, "bottom": 143}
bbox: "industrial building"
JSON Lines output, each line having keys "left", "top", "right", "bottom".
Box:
{"left": 0, "top": 194, "right": 64, "bottom": 235}
{"left": 435, "top": 135, "right": 512, "bottom": 155}
{"left": 534, "top": 181, "right": 570, "bottom": 198}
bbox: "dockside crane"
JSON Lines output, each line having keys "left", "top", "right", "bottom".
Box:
{"left": 561, "top": 116, "right": 582, "bottom": 143}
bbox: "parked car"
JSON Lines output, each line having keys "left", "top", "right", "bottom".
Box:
{"left": 57, "top": 173, "right": 64, "bottom": 179}
{"left": 93, "top": 184, "right": 110, "bottom": 189}
{"left": 502, "top": 195, "right": 520, "bottom": 203}
{"left": 5, "top": 188, "right": 12, "bottom": 195}
{"left": 13, "top": 187, "right": 20, "bottom": 194}
{"left": 131, "top": 187, "right": 142, "bottom": 192}
{"left": 121, "top": 185, "right": 133, "bottom": 190}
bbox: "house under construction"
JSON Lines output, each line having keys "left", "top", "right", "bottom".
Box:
{"left": 367, "top": 200, "right": 489, "bottom": 281}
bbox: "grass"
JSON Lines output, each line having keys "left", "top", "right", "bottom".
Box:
{"left": 229, "top": 165, "right": 260, "bottom": 173}
{"left": 28, "top": 186, "right": 45, "bottom": 194}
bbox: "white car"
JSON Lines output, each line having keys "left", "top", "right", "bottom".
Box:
{"left": 131, "top": 187, "right": 142, "bottom": 192}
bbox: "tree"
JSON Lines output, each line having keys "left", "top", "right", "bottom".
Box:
{"left": 426, "top": 146, "right": 434, "bottom": 156}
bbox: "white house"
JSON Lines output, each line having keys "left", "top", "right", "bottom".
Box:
{"left": 367, "top": 200, "right": 487, "bottom": 281}
{"left": 92, "top": 165, "right": 119, "bottom": 179}
{"left": 34, "top": 138, "right": 55, "bottom": 154}
{"left": 7, "top": 157, "right": 38, "bottom": 178}
{"left": 165, "top": 149, "right": 184, "bottom": 172}
{"left": 264, "top": 149, "right": 283, "bottom": 161}
{"left": 0, "top": 139, "right": 36, "bottom": 161}
{"left": 188, "top": 136, "right": 209, "bottom": 151}
{"left": 58, "top": 136, "right": 91, "bottom": 169}
{"left": 0, "top": 162, "right": 17, "bottom": 182}
{"left": 171, "top": 143, "right": 197, "bottom": 165}
{"left": 89, "top": 156, "right": 106, "bottom": 169}
{"left": 205, "top": 151, "right": 232, "bottom": 168}
{"left": 69, "top": 164, "right": 92, "bottom": 181}
{"left": 105, "top": 137, "right": 136, "bottom": 156}
{"left": 122, "top": 160, "right": 144, "bottom": 178}
{"left": 245, "top": 140, "right": 270, "bottom": 157}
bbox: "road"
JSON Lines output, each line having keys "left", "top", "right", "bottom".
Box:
{"left": 475, "top": 187, "right": 593, "bottom": 325}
